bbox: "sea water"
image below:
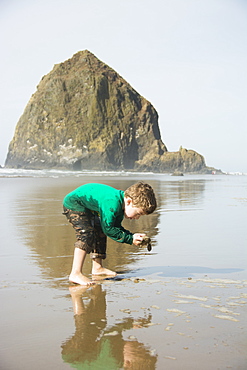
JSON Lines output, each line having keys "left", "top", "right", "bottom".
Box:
{"left": 0, "top": 170, "right": 246, "bottom": 369}
{"left": 1, "top": 169, "right": 246, "bottom": 279}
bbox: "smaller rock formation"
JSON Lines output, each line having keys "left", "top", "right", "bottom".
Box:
{"left": 135, "top": 146, "right": 206, "bottom": 173}
{"left": 172, "top": 171, "right": 184, "bottom": 176}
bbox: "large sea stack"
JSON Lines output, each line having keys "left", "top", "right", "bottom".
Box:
{"left": 5, "top": 50, "right": 207, "bottom": 172}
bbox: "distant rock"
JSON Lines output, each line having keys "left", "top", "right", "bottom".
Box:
{"left": 5, "top": 50, "right": 210, "bottom": 173}
{"left": 171, "top": 171, "right": 184, "bottom": 176}
{"left": 136, "top": 146, "right": 207, "bottom": 173}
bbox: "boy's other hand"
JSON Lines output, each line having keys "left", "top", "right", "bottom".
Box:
{"left": 133, "top": 233, "right": 146, "bottom": 246}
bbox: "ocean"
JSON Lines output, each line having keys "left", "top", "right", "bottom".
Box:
{"left": 0, "top": 170, "right": 246, "bottom": 369}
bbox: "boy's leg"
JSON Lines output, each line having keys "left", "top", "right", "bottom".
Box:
{"left": 69, "top": 247, "right": 95, "bottom": 285}
{"left": 90, "top": 214, "right": 117, "bottom": 276}
{"left": 64, "top": 207, "right": 116, "bottom": 279}
{"left": 63, "top": 208, "right": 96, "bottom": 286}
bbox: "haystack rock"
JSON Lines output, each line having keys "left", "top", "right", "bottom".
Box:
{"left": 5, "top": 50, "right": 208, "bottom": 172}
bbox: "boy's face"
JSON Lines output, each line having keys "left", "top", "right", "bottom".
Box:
{"left": 124, "top": 197, "right": 145, "bottom": 220}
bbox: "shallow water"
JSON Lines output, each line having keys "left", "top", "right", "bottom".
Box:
{"left": 0, "top": 172, "right": 246, "bottom": 369}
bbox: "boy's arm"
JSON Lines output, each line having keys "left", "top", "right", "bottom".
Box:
{"left": 102, "top": 217, "right": 145, "bottom": 246}
{"left": 100, "top": 208, "right": 133, "bottom": 244}
{"left": 119, "top": 225, "right": 132, "bottom": 235}
{"left": 114, "top": 214, "right": 134, "bottom": 237}
{"left": 115, "top": 216, "right": 132, "bottom": 235}
{"left": 102, "top": 222, "right": 134, "bottom": 244}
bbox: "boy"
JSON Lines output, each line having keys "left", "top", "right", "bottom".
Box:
{"left": 63, "top": 182, "right": 157, "bottom": 286}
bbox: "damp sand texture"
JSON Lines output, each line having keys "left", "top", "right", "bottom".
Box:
{"left": 0, "top": 173, "right": 246, "bottom": 369}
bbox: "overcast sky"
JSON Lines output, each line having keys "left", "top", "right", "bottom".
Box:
{"left": 0, "top": 0, "right": 246, "bottom": 172}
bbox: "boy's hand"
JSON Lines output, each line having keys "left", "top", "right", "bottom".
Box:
{"left": 132, "top": 233, "right": 146, "bottom": 246}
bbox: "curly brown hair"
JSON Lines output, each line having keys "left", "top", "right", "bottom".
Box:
{"left": 124, "top": 182, "right": 157, "bottom": 214}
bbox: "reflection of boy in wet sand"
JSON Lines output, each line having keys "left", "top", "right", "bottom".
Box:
{"left": 63, "top": 182, "right": 156, "bottom": 285}
{"left": 61, "top": 285, "right": 157, "bottom": 369}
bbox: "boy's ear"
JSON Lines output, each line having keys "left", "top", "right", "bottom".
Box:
{"left": 125, "top": 197, "right": 132, "bottom": 206}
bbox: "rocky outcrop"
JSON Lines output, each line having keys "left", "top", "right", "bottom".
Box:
{"left": 136, "top": 146, "right": 207, "bottom": 173}
{"left": 5, "top": 50, "right": 209, "bottom": 173}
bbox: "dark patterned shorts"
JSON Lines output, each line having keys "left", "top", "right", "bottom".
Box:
{"left": 63, "top": 207, "right": 107, "bottom": 259}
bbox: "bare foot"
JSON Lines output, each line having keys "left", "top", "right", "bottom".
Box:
{"left": 92, "top": 267, "right": 117, "bottom": 276}
{"left": 69, "top": 272, "right": 95, "bottom": 286}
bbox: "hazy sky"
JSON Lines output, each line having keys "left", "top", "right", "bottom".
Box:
{"left": 0, "top": 0, "right": 246, "bottom": 172}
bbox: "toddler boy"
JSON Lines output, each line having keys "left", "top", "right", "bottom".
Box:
{"left": 63, "top": 182, "right": 156, "bottom": 285}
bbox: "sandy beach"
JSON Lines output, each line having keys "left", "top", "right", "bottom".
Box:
{"left": 0, "top": 171, "right": 246, "bottom": 369}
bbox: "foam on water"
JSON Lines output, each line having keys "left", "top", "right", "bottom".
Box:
{"left": 0, "top": 168, "right": 157, "bottom": 178}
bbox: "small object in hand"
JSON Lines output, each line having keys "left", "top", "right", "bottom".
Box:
{"left": 139, "top": 236, "right": 152, "bottom": 251}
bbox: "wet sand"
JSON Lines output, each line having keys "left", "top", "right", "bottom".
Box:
{"left": 0, "top": 173, "right": 246, "bottom": 369}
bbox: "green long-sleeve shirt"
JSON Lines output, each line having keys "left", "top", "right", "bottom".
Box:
{"left": 63, "top": 183, "right": 133, "bottom": 245}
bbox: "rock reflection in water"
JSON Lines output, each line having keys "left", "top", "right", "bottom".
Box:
{"left": 12, "top": 177, "right": 161, "bottom": 284}
{"left": 158, "top": 179, "right": 206, "bottom": 209}
{"left": 12, "top": 176, "right": 206, "bottom": 284}
{"left": 61, "top": 284, "right": 157, "bottom": 369}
